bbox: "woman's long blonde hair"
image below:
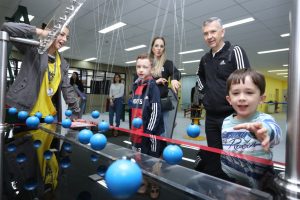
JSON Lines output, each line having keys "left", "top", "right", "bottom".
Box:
{"left": 150, "top": 36, "right": 167, "bottom": 78}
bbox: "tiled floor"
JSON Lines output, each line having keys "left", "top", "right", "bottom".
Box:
{"left": 83, "top": 111, "right": 287, "bottom": 163}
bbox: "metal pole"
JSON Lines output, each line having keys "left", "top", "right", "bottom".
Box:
{"left": 275, "top": 0, "right": 300, "bottom": 198}
{"left": 9, "top": 37, "right": 40, "bottom": 46}
{"left": 0, "top": 30, "right": 9, "bottom": 199}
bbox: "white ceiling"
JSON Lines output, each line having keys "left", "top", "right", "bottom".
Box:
{"left": 0, "top": 0, "right": 292, "bottom": 80}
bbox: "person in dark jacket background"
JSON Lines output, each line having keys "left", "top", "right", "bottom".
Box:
{"left": 195, "top": 17, "right": 250, "bottom": 179}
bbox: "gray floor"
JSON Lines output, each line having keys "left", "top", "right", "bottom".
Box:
{"left": 83, "top": 111, "right": 287, "bottom": 163}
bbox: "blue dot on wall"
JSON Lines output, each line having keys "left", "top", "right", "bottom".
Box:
{"left": 24, "top": 179, "right": 38, "bottom": 191}
{"left": 97, "top": 165, "right": 107, "bottom": 177}
{"left": 77, "top": 129, "right": 93, "bottom": 144}
{"left": 62, "top": 118, "right": 72, "bottom": 128}
{"left": 35, "top": 111, "right": 43, "bottom": 119}
{"left": 90, "top": 154, "right": 100, "bottom": 162}
{"left": 18, "top": 111, "right": 28, "bottom": 121}
{"left": 90, "top": 133, "right": 107, "bottom": 151}
{"left": 62, "top": 142, "right": 72, "bottom": 152}
{"left": 105, "top": 159, "right": 142, "bottom": 199}
{"left": 33, "top": 140, "right": 42, "bottom": 149}
{"left": 65, "top": 109, "right": 72, "bottom": 117}
{"left": 186, "top": 124, "right": 201, "bottom": 138}
{"left": 98, "top": 121, "right": 109, "bottom": 132}
{"left": 7, "top": 143, "right": 17, "bottom": 152}
{"left": 16, "top": 153, "right": 27, "bottom": 163}
{"left": 44, "top": 115, "right": 54, "bottom": 124}
{"left": 163, "top": 145, "right": 183, "bottom": 165}
{"left": 8, "top": 107, "right": 17, "bottom": 115}
{"left": 44, "top": 150, "right": 53, "bottom": 160}
{"left": 26, "top": 116, "right": 40, "bottom": 128}
{"left": 132, "top": 118, "right": 143, "bottom": 128}
{"left": 91, "top": 110, "right": 100, "bottom": 119}
{"left": 60, "top": 157, "right": 71, "bottom": 169}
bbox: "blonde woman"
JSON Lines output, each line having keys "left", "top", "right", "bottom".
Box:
{"left": 150, "top": 36, "right": 181, "bottom": 138}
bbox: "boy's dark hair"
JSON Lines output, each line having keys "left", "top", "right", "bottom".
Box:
{"left": 136, "top": 53, "right": 153, "bottom": 67}
{"left": 226, "top": 68, "right": 266, "bottom": 95}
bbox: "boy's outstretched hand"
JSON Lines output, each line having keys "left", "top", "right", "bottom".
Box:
{"left": 233, "top": 122, "right": 270, "bottom": 152}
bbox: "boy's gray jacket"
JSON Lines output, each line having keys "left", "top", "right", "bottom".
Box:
{"left": 2, "top": 22, "right": 80, "bottom": 119}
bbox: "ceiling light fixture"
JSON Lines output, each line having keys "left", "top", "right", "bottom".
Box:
{"left": 277, "top": 72, "right": 288, "bottom": 75}
{"left": 181, "top": 73, "right": 187, "bottom": 75}
{"left": 99, "top": 22, "right": 126, "bottom": 34}
{"left": 182, "top": 60, "right": 200, "bottom": 64}
{"left": 125, "top": 45, "right": 146, "bottom": 51}
{"left": 83, "top": 57, "right": 97, "bottom": 62}
{"left": 20, "top": 14, "right": 35, "bottom": 22}
{"left": 268, "top": 69, "right": 288, "bottom": 72}
{"left": 178, "top": 68, "right": 184, "bottom": 71}
{"left": 257, "top": 48, "right": 289, "bottom": 54}
{"left": 58, "top": 46, "right": 70, "bottom": 52}
{"left": 223, "top": 17, "right": 255, "bottom": 28}
{"left": 125, "top": 60, "right": 136, "bottom": 64}
{"left": 178, "top": 49, "right": 204, "bottom": 55}
{"left": 283, "top": 64, "right": 288, "bottom": 67}
{"left": 280, "top": 33, "right": 290, "bottom": 37}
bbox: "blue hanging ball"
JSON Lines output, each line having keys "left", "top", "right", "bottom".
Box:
{"left": 105, "top": 159, "right": 142, "bottom": 199}
{"left": 24, "top": 179, "right": 38, "bottom": 191}
{"left": 8, "top": 107, "right": 17, "bottom": 115}
{"left": 44, "top": 150, "right": 53, "bottom": 160}
{"left": 7, "top": 144, "right": 17, "bottom": 152}
{"left": 90, "top": 133, "right": 107, "bottom": 151}
{"left": 44, "top": 115, "right": 54, "bottom": 124}
{"left": 26, "top": 116, "right": 40, "bottom": 128}
{"left": 90, "top": 154, "right": 100, "bottom": 162}
{"left": 163, "top": 145, "right": 183, "bottom": 165}
{"left": 91, "top": 110, "right": 100, "bottom": 119}
{"left": 60, "top": 157, "right": 71, "bottom": 169}
{"left": 33, "top": 140, "right": 42, "bottom": 149}
{"left": 18, "top": 111, "right": 28, "bottom": 120}
{"left": 132, "top": 118, "right": 143, "bottom": 128}
{"left": 77, "top": 129, "right": 93, "bottom": 144}
{"left": 62, "top": 118, "right": 72, "bottom": 128}
{"left": 186, "top": 124, "right": 201, "bottom": 138}
{"left": 35, "top": 111, "right": 43, "bottom": 119}
{"left": 98, "top": 121, "right": 109, "bottom": 132}
{"left": 65, "top": 109, "right": 72, "bottom": 117}
{"left": 16, "top": 153, "right": 27, "bottom": 163}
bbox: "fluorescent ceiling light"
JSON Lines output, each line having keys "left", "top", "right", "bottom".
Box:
{"left": 181, "top": 73, "right": 187, "bottom": 75}
{"left": 178, "top": 68, "right": 184, "bottom": 71}
{"left": 125, "top": 60, "right": 136, "bottom": 64}
{"left": 257, "top": 48, "right": 289, "bottom": 54}
{"left": 277, "top": 73, "right": 288, "bottom": 75}
{"left": 182, "top": 60, "right": 200, "bottom": 64}
{"left": 83, "top": 57, "right": 97, "bottom": 62}
{"left": 268, "top": 69, "right": 288, "bottom": 72}
{"left": 280, "top": 33, "right": 290, "bottom": 37}
{"left": 20, "top": 15, "right": 34, "bottom": 22}
{"left": 125, "top": 45, "right": 146, "bottom": 51}
{"left": 99, "top": 22, "right": 126, "bottom": 34}
{"left": 223, "top": 17, "right": 255, "bottom": 28}
{"left": 178, "top": 49, "right": 204, "bottom": 55}
{"left": 284, "top": 76, "right": 288, "bottom": 77}
{"left": 58, "top": 46, "right": 70, "bottom": 52}
{"left": 283, "top": 64, "right": 288, "bottom": 67}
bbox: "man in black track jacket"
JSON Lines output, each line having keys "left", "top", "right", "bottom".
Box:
{"left": 195, "top": 17, "right": 250, "bottom": 179}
